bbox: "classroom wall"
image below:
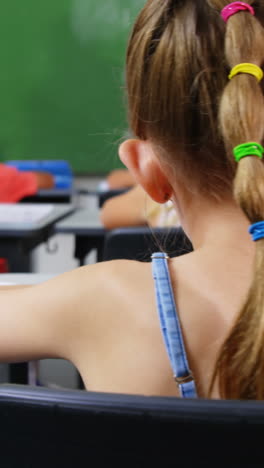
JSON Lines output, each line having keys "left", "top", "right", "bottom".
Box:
{"left": 0, "top": 0, "right": 144, "bottom": 174}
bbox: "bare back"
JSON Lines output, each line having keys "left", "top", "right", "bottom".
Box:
{"left": 70, "top": 241, "right": 254, "bottom": 398}
{"left": 0, "top": 228, "right": 254, "bottom": 399}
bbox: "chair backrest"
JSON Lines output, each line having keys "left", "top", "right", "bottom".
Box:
{"left": 98, "top": 187, "right": 131, "bottom": 208}
{"left": 103, "top": 226, "right": 193, "bottom": 262}
{"left": 0, "top": 384, "right": 264, "bottom": 467}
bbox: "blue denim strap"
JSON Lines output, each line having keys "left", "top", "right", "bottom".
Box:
{"left": 151, "top": 252, "right": 197, "bottom": 398}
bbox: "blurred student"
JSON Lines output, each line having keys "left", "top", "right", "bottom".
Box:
{"left": 100, "top": 184, "right": 178, "bottom": 229}
{"left": 0, "top": 164, "right": 55, "bottom": 272}
{"left": 98, "top": 168, "right": 136, "bottom": 192}
{"left": 105, "top": 168, "right": 136, "bottom": 190}
{"left": 0, "top": 163, "right": 54, "bottom": 202}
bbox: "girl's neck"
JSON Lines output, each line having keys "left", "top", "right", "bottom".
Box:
{"left": 173, "top": 191, "right": 253, "bottom": 253}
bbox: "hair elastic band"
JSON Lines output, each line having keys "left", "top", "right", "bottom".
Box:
{"left": 221, "top": 2, "right": 255, "bottom": 22}
{"left": 228, "top": 63, "right": 263, "bottom": 82}
{"left": 233, "top": 142, "right": 264, "bottom": 162}
{"left": 249, "top": 222, "right": 264, "bottom": 241}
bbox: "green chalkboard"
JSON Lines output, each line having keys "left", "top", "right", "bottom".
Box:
{"left": 0, "top": 0, "right": 144, "bottom": 173}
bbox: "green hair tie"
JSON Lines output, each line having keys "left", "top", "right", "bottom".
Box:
{"left": 233, "top": 142, "right": 264, "bottom": 162}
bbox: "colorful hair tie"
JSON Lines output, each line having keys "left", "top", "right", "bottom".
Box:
{"left": 221, "top": 2, "right": 255, "bottom": 22}
{"left": 229, "top": 63, "right": 263, "bottom": 82}
{"left": 233, "top": 142, "right": 264, "bottom": 162}
{"left": 249, "top": 221, "right": 264, "bottom": 241}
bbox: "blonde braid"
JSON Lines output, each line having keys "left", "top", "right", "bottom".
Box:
{"left": 208, "top": 0, "right": 264, "bottom": 399}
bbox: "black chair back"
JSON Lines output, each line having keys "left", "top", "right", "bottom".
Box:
{"left": 103, "top": 226, "right": 193, "bottom": 262}
{"left": 98, "top": 187, "right": 131, "bottom": 208}
{"left": 1, "top": 384, "right": 264, "bottom": 467}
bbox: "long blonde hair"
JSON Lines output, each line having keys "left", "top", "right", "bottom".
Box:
{"left": 126, "top": 0, "right": 264, "bottom": 399}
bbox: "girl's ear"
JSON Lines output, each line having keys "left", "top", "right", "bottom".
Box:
{"left": 118, "top": 139, "right": 172, "bottom": 203}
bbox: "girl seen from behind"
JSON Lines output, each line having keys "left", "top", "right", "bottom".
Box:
{"left": 0, "top": 0, "right": 263, "bottom": 400}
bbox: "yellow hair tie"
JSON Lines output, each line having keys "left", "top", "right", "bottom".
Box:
{"left": 229, "top": 63, "right": 263, "bottom": 82}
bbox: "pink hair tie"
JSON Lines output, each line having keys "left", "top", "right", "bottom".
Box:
{"left": 221, "top": 2, "right": 255, "bottom": 22}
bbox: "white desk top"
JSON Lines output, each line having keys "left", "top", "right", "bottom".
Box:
{"left": 0, "top": 203, "right": 75, "bottom": 235}
{"left": 55, "top": 208, "right": 104, "bottom": 233}
{"left": 0, "top": 273, "right": 57, "bottom": 285}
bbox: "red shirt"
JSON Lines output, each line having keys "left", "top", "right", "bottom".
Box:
{"left": 0, "top": 163, "right": 38, "bottom": 202}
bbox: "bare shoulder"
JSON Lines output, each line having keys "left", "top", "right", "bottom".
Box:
{"left": 44, "top": 258, "right": 155, "bottom": 338}
{"left": 31, "top": 258, "right": 152, "bottom": 317}
{"left": 74, "top": 259, "right": 154, "bottom": 313}
{"left": 0, "top": 260, "right": 152, "bottom": 364}
{"left": 96, "top": 257, "right": 152, "bottom": 283}
{"left": 62, "top": 257, "right": 151, "bottom": 293}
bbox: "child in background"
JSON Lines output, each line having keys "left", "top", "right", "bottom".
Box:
{"left": 105, "top": 168, "right": 136, "bottom": 190}
{"left": 97, "top": 168, "right": 136, "bottom": 192}
{"left": 0, "top": 163, "right": 54, "bottom": 202}
{"left": 100, "top": 183, "right": 179, "bottom": 229}
{"left": 0, "top": 163, "right": 54, "bottom": 271}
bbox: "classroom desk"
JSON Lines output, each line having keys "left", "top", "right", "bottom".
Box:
{"left": 55, "top": 208, "right": 106, "bottom": 265}
{"left": 0, "top": 204, "right": 75, "bottom": 272}
{"left": 0, "top": 273, "right": 57, "bottom": 386}
{"left": 20, "top": 188, "right": 73, "bottom": 204}
{"left": 0, "top": 273, "right": 57, "bottom": 284}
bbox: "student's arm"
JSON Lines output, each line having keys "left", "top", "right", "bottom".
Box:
{"left": 34, "top": 172, "right": 54, "bottom": 190}
{"left": 0, "top": 263, "right": 114, "bottom": 363}
{"left": 106, "top": 169, "right": 136, "bottom": 189}
{"left": 100, "top": 185, "right": 149, "bottom": 229}
{"left": 0, "top": 164, "right": 54, "bottom": 202}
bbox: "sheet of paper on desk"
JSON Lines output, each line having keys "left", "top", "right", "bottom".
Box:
{"left": 0, "top": 282, "right": 16, "bottom": 285}
{"left": 0, "top": 204, "right": 54, "bottom": 224}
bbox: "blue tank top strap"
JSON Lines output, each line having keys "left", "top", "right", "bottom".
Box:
{"left": 151, "top": 252, "right": 197, "bottom": 398}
